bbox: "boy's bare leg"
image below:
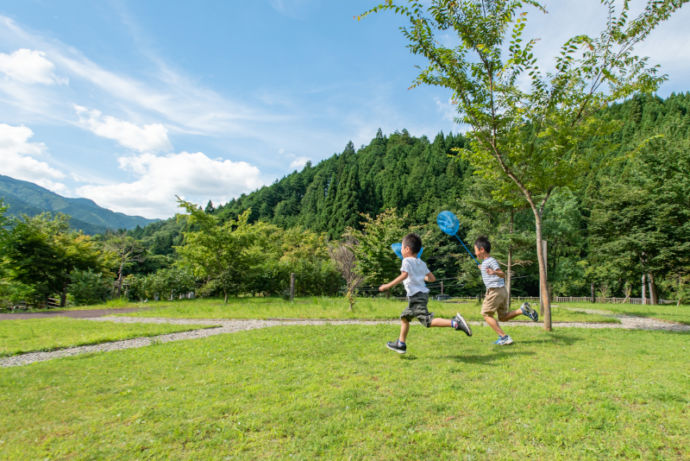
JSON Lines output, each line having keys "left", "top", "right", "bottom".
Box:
{"left": 498, "top": 309, "right": 523, "bottom": 322}
{"left": 399, "top": 318, "right": 410, "bottom": 343}
{"left": 483, "top": 314, "right": 506, "bottom": 337}
{"left": 430, "top": 318, "right": 452, "bottom": 327}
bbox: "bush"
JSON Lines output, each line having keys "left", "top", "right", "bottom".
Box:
{"left": 68, "top": 269, "right": 112, "bottom": 306}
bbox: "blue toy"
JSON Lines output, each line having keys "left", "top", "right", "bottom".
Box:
{"left": 390, "top": 242, "right": 423, "bottom": 260}
{"left": 437, "top": 210, "right": 480, "bottom": 267}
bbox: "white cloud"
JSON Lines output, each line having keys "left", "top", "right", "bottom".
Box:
{"left": 76, "top": 151, "right": 265, "bottom": 218}
{"left": 289, "top": 156, "right": 310, "bottom": 171}
{"left": 0, "top": 48, "right": 67, "bottom": 85}
{"left": 74, "top": 105, "right": 172, "bottom": 153}
{"left": 0, "top": 123, "right": 68, "bottom": 193}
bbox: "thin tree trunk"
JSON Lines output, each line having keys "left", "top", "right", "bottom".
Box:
{"left": 641, "top": 273, "right": 647, "bottom": 305}
{"left": 116, "top": 261, "right": 125, "bottom": 297}
{"left": 506, "top": 210, "right": 513, "bottom": 308}
{"left": 622, "top": 283, "right": 631, "bottom": 304}
{"left": 648, "top": 272, "right": 658, "bottom": 305}
{"left": 533, "top": 211, "right": 552, "bottom": 331}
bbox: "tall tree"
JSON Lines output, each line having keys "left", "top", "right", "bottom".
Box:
{"left": 363, "top": 0, "right": 687, "bottom": 329}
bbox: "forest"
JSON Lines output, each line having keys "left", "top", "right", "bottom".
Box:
{"left": 0, "top": 93, "right": 688, "bottom": 308}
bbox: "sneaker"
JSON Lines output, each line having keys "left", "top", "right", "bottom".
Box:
{"left": 452, "top": 312, "right": 472, "bottom": 336}
{"left": 494, "top": 335, "right": 514, "bottom": 345}
{"left": 521, "top": 302, "right": 539, "bottom": 322}
{"left": 386, "top": 340, "right": 406, "bottom": 354}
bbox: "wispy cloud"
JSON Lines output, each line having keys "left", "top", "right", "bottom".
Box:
{"left": 0, "top": 15, "right": 291, "bottom": 138}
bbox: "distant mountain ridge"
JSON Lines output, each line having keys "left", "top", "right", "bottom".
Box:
{"left": 0, "top": 175, "right": 158, "bottom": 234}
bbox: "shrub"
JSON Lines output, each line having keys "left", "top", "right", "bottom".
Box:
{"left": 68, "top": 269, "right": 112, "bottom": 306}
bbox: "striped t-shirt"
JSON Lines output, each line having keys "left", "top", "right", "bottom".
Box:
{"left": 479, "top": 256, "right": 504, "bottom": 289}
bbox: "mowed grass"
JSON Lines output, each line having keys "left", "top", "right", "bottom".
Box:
{"left": 0, "top": 318, "right": 214, "bottom": 357}
{"left": 1, "top": 324, "right": 687, "bottom": 459}
{"left": 558, "top": 302, "right": 690, "bottom": 325}
{"left": 110, "top": 297, "right": 618, "bottom": 323}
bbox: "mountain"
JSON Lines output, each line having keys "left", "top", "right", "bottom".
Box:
{"left": 0, "top": 175, "right": 158, "bottom": 234}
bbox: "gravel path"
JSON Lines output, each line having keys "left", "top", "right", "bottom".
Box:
{"left": 1, "top": 312, "right": 687, "bottom": 368}
{"left": 0, "top": 318, "right": 395, "bottom": 368}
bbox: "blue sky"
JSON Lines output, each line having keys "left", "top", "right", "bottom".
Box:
{"left": 1, "top": 1, "right": 688, "bottom": 219}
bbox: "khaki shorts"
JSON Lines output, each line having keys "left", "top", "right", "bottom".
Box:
{"left": 481, "top": 286, "right": 509, "bottom": 317}
{"left": 400, "top": 292, "right": 433, "bottom": 327}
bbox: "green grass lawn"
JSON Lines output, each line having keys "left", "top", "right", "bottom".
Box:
{"left": 558, "top": 301, "right": 690, "bottom": 325}
{"left": 107, "top": 296, "right": 618, "bottom": 323}
{"left": 1, "top": 324, "right": 687, "bottom": 459}
{"left": 0, "top": 318, "right": 214, "bottom": 357}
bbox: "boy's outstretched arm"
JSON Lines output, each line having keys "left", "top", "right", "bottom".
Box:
{"left": 425, "top": 271, "right": 436, "bottom": 283}
{"left": 379, "top": 271, "right": 408, "bottom": 291}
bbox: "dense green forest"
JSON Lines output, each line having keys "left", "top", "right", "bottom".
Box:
{"left": 1, "top": 93, "right": 689, "bottom": 308}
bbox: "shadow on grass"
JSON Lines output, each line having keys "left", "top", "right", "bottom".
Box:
{"left": 443, "top": 350, "right": 535, "bottom": 365}
{"left": 398, "top": 354, "right": 418, "bottom": 361}
{"left": 518, "top": 334, "right": 582, "bottom": 346}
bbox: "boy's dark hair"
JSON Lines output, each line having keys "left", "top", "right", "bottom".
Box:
{"left": 402, "top": 233, "right": 422, "bottom": 255}
{"left": 474, "top": 236, "right": 491, "bottom": 253}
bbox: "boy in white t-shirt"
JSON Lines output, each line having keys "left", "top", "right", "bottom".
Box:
{"left": 379, "top": 233, "right": 472, "bottom": 354}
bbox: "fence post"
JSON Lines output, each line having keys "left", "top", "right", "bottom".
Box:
{"left": 289, "top": 273, "right": 295, "bottom": 302}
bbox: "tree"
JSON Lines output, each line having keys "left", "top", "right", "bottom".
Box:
{"left": 2, "top": 213, "right": 103, "bottom": 307}
{"left": 345, "top": 208, "right": 408, "bottom": 294}
{"left": 278, "top": 227, "right": 341, "bottom": 297}
{"left": 588, "top": 133, "right": 690, "bottom": 303}
{"left": 363, "top": 0, "right": 687, "bottom": 329}
{"left": 103, "top": 233, "right": 146, "bottom": 297}
{"left": 176, "top": 200, "right": 254, "bottom": 302}
{"left": 329, "top": 238, "right": 363, "bottom": 310}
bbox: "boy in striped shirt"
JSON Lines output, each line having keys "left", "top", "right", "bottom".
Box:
{"left": 474, "top": 236, "right": 539, "bottom": 345}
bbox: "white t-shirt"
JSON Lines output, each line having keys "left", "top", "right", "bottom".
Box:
{"left": 401, "top": 257, "right": 430, "bottom": 296}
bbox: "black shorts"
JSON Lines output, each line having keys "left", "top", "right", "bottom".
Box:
{"left": 400, "top": 292, "right": 433, "bottom": 327}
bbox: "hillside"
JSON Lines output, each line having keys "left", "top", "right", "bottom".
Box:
{"left": 216, "top": 129, "right": 470, "bottom": 238}
{"left": 0, "top": 175, "right": 158, "bottom": 234}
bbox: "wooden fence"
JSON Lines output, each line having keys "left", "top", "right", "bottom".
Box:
{"left": 437, "top": 295, "right": 676, "bottom": 305}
